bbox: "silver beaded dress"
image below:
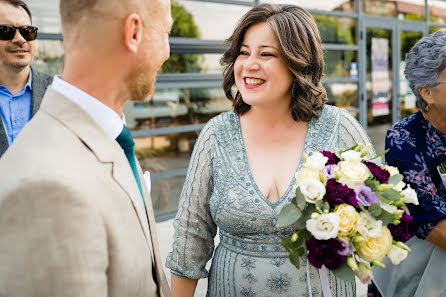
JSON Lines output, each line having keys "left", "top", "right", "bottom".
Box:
{"left": 166, "top": 105, "right": 375, "bottom": 297}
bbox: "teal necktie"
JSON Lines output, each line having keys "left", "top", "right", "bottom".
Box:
{"left": 116, "top": 126, "right": 146, "bottom": 208}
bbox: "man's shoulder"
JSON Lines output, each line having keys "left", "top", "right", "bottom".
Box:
{"left": 31, "top": 69, "right": 53, "bottom": 85}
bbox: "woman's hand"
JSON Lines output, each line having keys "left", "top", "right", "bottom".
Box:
{"left": 171, "top": 274, "right": 198, "bottom": 297}
{"left": 426, "top": 218, "right": 446, "bottom": 251}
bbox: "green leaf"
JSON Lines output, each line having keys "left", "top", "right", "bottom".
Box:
{"left": 289, "top": 250, "right": 301, "bottom": 269}
{"left": 295, "top": 187, "right": 307, "bottom": 210}
{"left": 280, "top": 236, "right": 293, "bottom": 252}
{"left": 388, "top": 174, "right": 403, "bottom": 186}
{"left": 295, "top": 204, "right": 316, "bottom": 229}
{"left": 402, "top": 205, "right": 410, "bottom": 215}
{"left": 368, "top": 203, "right": 382, "bottom": 217}
{"left": 291, "top": 196, "right": 297, "bottom": 206}
{"left": 368, "top": 149, "right": 390, "bottom": 161}
{"left": 276, "top": 205, "right": 302, "bottom": 227}
{"left": 323, "top": 201, "right": 330, "bottom": 212}
{"left": 365, "top": 178, "right": 379, "bottom": 191}
{"left": 376, "top": 209, "right": 395, "bottom": 225}
{"left": 315, "top": 200, "right": 324, "bottom": 210}
{"left": 332, "top": 263, "right": 355, "bottom": 282}
{"left": 380, "top": 188, "right": 401, "bottom": 202}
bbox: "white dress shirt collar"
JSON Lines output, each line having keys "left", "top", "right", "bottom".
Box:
{"left": 50, "top": 75, "right": 126, "bottom": 139}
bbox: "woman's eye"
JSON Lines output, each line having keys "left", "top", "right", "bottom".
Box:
{"left": 239, "top": 51, "right": 249, "bottom": 56}
{"left": 261, "top": 52, "right": 274, "bottom": 57}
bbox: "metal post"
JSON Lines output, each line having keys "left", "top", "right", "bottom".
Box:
{"left": 393, "top": 22, "right": 401, "bottom": 124}
{"left": 425, "top": 0, "right": 429, "bottom": 35}
{"left": 357, "top": 0, "right": 367, "bottom": 128}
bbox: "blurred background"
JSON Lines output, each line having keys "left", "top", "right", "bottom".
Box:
{"left": 27, "top": 0, "right": 446, "bottom": 222}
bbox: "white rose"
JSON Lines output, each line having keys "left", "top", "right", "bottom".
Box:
{"left": 387, "top": 245, "right": 408, "bottom": 265}
{"left": 299, "top": 179, "right": 326, "bottom": 204}
{"left": 357, "top": 211, "right": 383, "bottom": 239}
{"left": 304, "top": 152, "right": 329, "bottom": 171}
{"left": 341, "top": 150, "right": 362, "bottom": 161}
{"left": 335, "top": 160, "right": 370, "bottom": 188}
{"left": 381, "top": 203, "right": 398, "bottom": 214}
{"left": 306, "top": 213, "right": 340, "bottom": 240}
{"left": 401, "top": 187, "right": 419, "bottom": 205}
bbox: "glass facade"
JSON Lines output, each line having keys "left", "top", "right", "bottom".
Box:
{"left": 29, "top": 0, "right": 446, "bottom": 219}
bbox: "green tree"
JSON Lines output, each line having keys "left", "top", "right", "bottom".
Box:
{"left": 314, "top": 15, "right": 354, "bottom": 77}
{"left": 161, "top": 1, "right": 208, "bottom": 125}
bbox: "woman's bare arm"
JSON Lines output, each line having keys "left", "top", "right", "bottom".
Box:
{"left": 171, "top": 275, "right": 198, "bottom": 297}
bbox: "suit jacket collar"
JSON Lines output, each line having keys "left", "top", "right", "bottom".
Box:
{"left": 0, "top": 68, "right": 53, "bottom": 157}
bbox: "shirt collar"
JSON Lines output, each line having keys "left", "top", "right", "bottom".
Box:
{"left": 24, "top": 67, "right": 33, "bottom": 91}
{"left": 0, "top": 68, "right": 33, "bottom": 95}
{"left": 50, "top": 75, "right": 126, "bottom": 139}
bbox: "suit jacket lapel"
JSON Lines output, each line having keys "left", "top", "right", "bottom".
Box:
{"left": 0, "top": 122, "right": 7, "bottom": 157}
{"left": 41, "top": 89, "right": 153, "bottom": 256}
{"left": 31, "top": 68, "right": 53, "bottom": 116}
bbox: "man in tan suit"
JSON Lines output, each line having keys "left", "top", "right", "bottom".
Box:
{"left": 0, "top": 0, "right": 173, "bottom": 296}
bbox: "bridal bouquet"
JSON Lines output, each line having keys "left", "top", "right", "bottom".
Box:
{"left": 276, "top": 144, "right": 418, "bottom": 284}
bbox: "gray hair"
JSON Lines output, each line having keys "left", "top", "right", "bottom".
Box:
{"left": 404, "top": 30, "right": 446, "bottom": 111}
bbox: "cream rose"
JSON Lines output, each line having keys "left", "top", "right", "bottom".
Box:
{"left": 356, "top": 226, "right": 393, "bottom": 262}
{"left": 334, "top": 204, "right": 360, "bottom": 239}
{"left": 304, "top": 152, "right": 328, "bottom": 171}
{"left": 357, "top": 211, "right": 382, "bottom": 239}
{"left": 383, "top": 165, "right": 399, "bottom": 176}
{"left": 299, "top": 179, "right": 326, "bottom": 204}
{"left": 382, "top": 165, "right": 405, "bottom": 191}
{"left": 401, "top": 186, "right": 419, "bottom": 205}
{"left": 295, "top": 167, "right": 321, "bottom": 185}
{"left": 387, "top": 245, "right": 408, "bottom": 265}
{"left": 306, "top": 213, "right": 340, "bottom": 240}
{"left": 335, "top": 160, "right": 370, "bottom": 188}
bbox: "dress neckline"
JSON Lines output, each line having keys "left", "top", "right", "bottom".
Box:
{"left": 233, "top": 110, "right": 314, "bottom": 208}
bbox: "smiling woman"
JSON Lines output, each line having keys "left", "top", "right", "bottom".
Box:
{"left": 166, "top": 3, "right": 376, "bottom": 297}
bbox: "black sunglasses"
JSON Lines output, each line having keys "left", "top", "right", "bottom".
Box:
{"left": 0, "top": 25, "right": 38, "bottom": 41}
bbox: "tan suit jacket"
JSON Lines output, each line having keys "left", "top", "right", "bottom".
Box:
{"left": 0, "top": 88, "right": 171, "bottom": 297}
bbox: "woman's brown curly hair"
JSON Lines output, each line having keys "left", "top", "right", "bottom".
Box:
{"left": 220, "top": 3, "right": 327, "bottom": 121}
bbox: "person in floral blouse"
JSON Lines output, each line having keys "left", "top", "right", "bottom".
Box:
{"left": 370, "top": 30, "right": 446, "bottom": 297}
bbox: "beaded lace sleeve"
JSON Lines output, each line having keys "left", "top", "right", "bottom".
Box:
{"left": 165, "top": 122, "right": 217, "bottom": 279}
{"left": 337, "top": 108, "right": 378, "bottom": 162}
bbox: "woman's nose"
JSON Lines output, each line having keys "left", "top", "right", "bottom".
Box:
{"left": 245, "top": 56, "right": 260, "bottom": 70}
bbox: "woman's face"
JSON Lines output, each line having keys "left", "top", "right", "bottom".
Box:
{"left": 424, "top": 67, "right": 446, "bottom": 121}
{"left": 234, "top": 22, "right": 294, "bottom": 109}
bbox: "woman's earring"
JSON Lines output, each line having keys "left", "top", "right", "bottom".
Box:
{"left": 425, "top": 104, "right": 430, "bottom": 112}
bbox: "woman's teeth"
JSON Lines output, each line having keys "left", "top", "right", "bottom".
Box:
{"left": 245, "top": 78, "right": 265, "bottom": 85}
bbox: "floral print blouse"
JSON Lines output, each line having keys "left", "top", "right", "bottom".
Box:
{"left": 385, "top": 111, "right": 446, "bottom": 239}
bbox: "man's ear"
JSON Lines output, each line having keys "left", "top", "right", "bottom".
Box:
{"left": 418, "top": 86, "right": 434, "bottom": 106}
{"left": 123, "top": 13, "right": 142, "bottom": 53}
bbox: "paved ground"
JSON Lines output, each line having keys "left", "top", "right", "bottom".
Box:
{"left": 155, "top": 123, "right": 391, "bottom": 296}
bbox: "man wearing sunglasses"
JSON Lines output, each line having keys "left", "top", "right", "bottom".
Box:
{"left": 0, "top": 0, "right": 52, "bottom": 157}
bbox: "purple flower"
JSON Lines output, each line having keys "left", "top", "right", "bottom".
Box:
{"left": 321, "top": 151, "right": 340, "bottom": 165}
{"left": 338, "top": 239, "right": 355, "bottom": 256}
{"left": 306, "top": 236, "right": 346, "bottom": 269}
{"left": 388, "top": 212, "right": 413, "bottom": 242}
{"left": 354, "top": 183, "right": 380, "bottom": 206}
{"left": 322, "top": 164, "right": 337, "bottom": 179}
{"left": 324, "top": 178, "right": 358, "bottom": 207}
{"left": 362, "top": 160, "right": 390, "bottom": 183}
